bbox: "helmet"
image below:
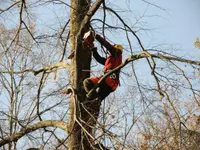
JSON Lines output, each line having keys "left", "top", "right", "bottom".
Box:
{"left": 114, "top": 44, "right": 123, "bottom": 52}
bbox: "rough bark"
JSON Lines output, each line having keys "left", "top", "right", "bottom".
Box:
{"left": 68, "top": 0, "right": 104, "bottom": 149}
{"left": 67, "top": 0, "right": 91, "bottom": 149}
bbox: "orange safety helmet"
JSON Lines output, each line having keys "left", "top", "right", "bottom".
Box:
{"left": 114, "top": 44, "right": 123, "bottom": 52}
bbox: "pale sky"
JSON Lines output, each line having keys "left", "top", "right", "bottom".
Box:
{"left": 1, "top": 0, "right": 199, "bottom": 53}
{"left": 124, "top": 0, "right": 200, "bottom": 56}
{"left": 150, "top": 0, "right": 199, "bottom": 48}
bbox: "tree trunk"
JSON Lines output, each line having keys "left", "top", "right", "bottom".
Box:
{"left": 67, "top": 0, "right": 94, "bottom": 149}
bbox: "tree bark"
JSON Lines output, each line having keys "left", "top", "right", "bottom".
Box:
{"left": 67, "top": 0, "right": 104, "bottom": 149}
{"left": 67, "top": 0, "right": 91, "bottom": 149}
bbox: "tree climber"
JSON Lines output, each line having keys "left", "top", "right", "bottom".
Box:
{"left": 83, "top": 31, "right": 123, "bottom": 101}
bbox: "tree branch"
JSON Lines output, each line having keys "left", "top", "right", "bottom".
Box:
{"left": 0, "top": 120, "right": 68, "bottom": 147}
{"left": 0, "top": 1, "right": 21, "bottom": 15}
{"left": 0, "top": 62, "right": 70, "bottom": 75}
{"left": 87, "top": 52, "right": 200, "bottom": 98}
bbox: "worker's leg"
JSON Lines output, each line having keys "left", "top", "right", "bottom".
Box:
{"left": 96, "top": 76, "right": 120, "bottom": 101}
{"left": 97, "top": 82, "right": 113, "bottom": 101}
{"left": 83, "top": 76, "right": 101, "bottom": 99}
{"left": 83, "top": 78, "right": 94, "bottom": 93}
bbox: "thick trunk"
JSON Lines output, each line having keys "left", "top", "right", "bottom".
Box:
{"left": 68, "top": 0, "right": 93, "bottom": 149}
{"left": 68, "top": 1, "right": 104, "bottom": 149}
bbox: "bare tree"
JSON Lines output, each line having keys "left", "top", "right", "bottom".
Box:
{"left": 0, "top": 0, "right": 200, "bottom": 150}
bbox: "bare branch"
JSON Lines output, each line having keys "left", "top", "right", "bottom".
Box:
{"left": 87, "top": 52, "right": 200, "bottom": 98}
{"left": 0, "top": 120, "right": 68, "bottom": 147}
{"left": 0, "top": 1, "right": 21, "bottom": 15}
{"left": 0, "top": 62, "right": 70, "bottom": 75}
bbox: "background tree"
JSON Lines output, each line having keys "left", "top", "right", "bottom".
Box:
{"left": 0, "top": 0, "right": 200, "bottom": 150}
{"left": 194, "top": 37, "right": 200, "bottom": 49}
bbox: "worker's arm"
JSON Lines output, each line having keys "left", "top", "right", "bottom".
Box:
{"left": 95, "top": 34, "right": 120, "bottom": 57}
{"left": 92, "top": 47, "right": 106, "bottom": 65}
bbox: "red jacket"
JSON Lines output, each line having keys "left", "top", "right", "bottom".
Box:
{"left": 93, "top": 34, "right": 122, "bottom": 76}
{"left": 104, "top": 54, "right": 122, "bottom": 72}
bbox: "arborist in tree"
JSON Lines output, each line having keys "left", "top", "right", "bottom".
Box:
{"left": 83, "top": 31, "right": 123, "bottom": 101}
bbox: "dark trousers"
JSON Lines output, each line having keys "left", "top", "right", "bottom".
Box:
{"left": 83, "top": 78, "right": 113, "bottom": 101}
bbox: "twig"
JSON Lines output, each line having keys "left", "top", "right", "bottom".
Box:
{"left": 0, "top": 1, "right": 21, "bottom": 15}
